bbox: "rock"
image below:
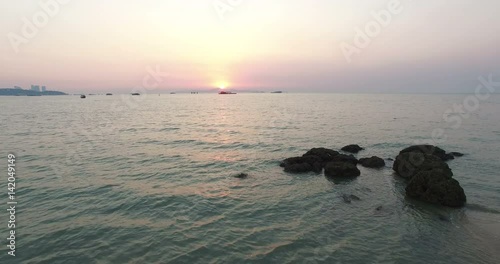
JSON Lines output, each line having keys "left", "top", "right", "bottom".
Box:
{"left": 324, "top": 162, "right": 360, "bottom": 177}
{"left": 280, "top": 155, "right": 320, "bottom": 167}
{"left": 405, "top": 204, "right": 416, "bottom": 209}
{"left": 234, "top": 173, "right": 248, "bottom": 179}
{"left": 359, "top": 156, "right": 385, "bottom": 168}
{"left": 399, "top": 145, "right": 454, "bottom": 161}
{"left": 349, "top": 194, "right": 361, "bottom": 201}
{"left": 341, "top": 144, "right": 364, "bottom": 153}
{"left": 393, "top": 152, "right": 453, "bottom": 180}
{"left": 281, "top": 155, "right": 323, "bottom": 173}
{"left": 450, "top": 152, "right": 464, "bottom": 157}
{"left": 284, "top": 163, "right": 312, "bottom": 173}
{"left": 342, "top": 194, "right": 352, "bottom": 203}
{"left": 387, "top": 158, "right": 394, "bottom": 161}
{"left": 341, "top": 194, "right": 360, "bottom": 203}
{"left": 444, "top": 153, "right": 455, "bottom": 160}
{"left": 405, "top": 170, "right": 466, "bottom": 207}
{"left": 331, "top": 154, "right": 358, "bottom": 165}
{"left": 303, "top": 148, "right": 339, "bottom": 162}
{"left": 375, "top": 205, "right": 383, "bottom": 211}
{"left": 438, "top": 214, "right": 450, "bottom": 222}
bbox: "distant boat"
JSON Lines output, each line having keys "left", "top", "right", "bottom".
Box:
{"left": 271, "top": 91, "right": 283, "bottom": 93}
{"left": 219, "top": 91, "right": 236, "bottom": 95}
{"left": 80, "top": 95, "right": 86, "bottom": 99}
{"left": 106, "top": 93, "right": 113, "bottom": 96}
{"left": 170, "top": 92, "right": 176, "bottom": 94}
{"left": 131, "top": 93, "right": 140, "bottom": 96}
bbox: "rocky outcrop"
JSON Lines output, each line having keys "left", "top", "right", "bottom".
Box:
{"left": 341, "top": 144, "right": 364, "bottom": 153}
{"left": 280, "top": 147, "right": 351, "bottom": 174}
{"left": 278, "top": 144, "right": 467, "bottom": 208}
{"left": 405, "top": 170, "right": 466, "bottom": 207}
{"left": 394, "top": 145, "right": 466, "bottom": 207}
{"left": 359, "top": 156, "right": 385, "bottom": 168}
{"left": 398, "top": 145, "right": 462, "bottom": 161}
{"left": 280, "top": 155, "right": 323, "bottom": 173}
{"left": 393, "top": 152, "right": 452, "bottom": 179}
{"left": 331, "top": 154, "right": 358, "bottom": 165}
{"left": 302, "top": 148, "right": 339, "bottom": 162}
{"left": 324, "top": 162, "right": 360, "bottom": 178}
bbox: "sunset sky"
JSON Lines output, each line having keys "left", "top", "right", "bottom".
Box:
{"left": 1, "top": 0, "right": 499, "bottom": 93}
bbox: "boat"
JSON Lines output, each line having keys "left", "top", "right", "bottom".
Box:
{"left": 170, "top": 92, "right": 176, "bottom": 94}
{"left": 271, "top": 91, "right": 283, "bottom": 93}
{"left": 131, "top": 93, "right": 140, "bottom": 96}
{"left": 80, "top": 95, "right": 86, "bottom": 99}
{"left": 106, "top": 93, "right": 113, "bottom": 96}
{"left": 219, "top": 91, "right": 237, "bottom": 95}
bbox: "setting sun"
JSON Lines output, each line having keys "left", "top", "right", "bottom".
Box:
{"left": 217, "top": 82, "right": 228, "bottom": 89}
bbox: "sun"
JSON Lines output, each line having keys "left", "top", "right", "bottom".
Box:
{"left": 217, "top": 82, "right": 228, "bottom": 89}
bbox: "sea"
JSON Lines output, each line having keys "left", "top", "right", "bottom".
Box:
{"left": 0, "top": 93, "right": 499, "bottom": 264}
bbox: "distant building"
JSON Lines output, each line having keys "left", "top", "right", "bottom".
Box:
{"left": 31, "top": 85, "right": 40, "bottom": 92}
{"left": 41, "top": 86, "right": 46, "bottom": 92}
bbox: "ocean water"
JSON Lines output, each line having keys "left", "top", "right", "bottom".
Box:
{"left": 0, "top": 93, "right": 499, "bottom": 264}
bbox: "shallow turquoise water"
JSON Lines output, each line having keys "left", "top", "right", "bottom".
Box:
{"left": 0, "top": 94, "right": 499, "bottom": 263}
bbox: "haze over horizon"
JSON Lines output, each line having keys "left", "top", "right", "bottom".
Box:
{"left": 1, "top": 0, "right": 499, "bottom": 93}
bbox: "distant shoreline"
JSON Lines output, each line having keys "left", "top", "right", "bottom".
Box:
{"left": 0, "top": 88, "right": 67, "bottom": 96}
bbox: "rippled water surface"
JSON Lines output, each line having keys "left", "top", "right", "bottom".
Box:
{"left": 1, "top": 94, "right": 499, "bottom": 263}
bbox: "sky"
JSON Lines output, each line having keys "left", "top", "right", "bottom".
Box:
{"left": 1, "top": 0, "right": 499, "bottom": 93}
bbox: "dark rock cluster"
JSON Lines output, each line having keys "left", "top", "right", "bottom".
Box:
{"left": 278, "top": 144, "right": 466, "bottom": 208}
{"left": 280, "top": 147, "right": 361, "bottom": 177}
{"left": 393, "top": 145, "right": 466, "bottom": 207}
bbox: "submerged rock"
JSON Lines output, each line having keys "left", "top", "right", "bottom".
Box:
{"left": 341, "top": 144, "right": 364, "bottom": 153}
{"left": 438, "top": 214, "right": 450, "bottom": 222}
{"left": 393, "top": 152, "right": 453, "bottom": 180}
{"left": 405, "top": 170, "right": 466, "bottom": 207}
{"left": 341, "top": 194, "right": 360, "bottom": 203}
{"left": 359, "top": 156, "right": 385, "bottom": 168}
{"left": 349, "top": 194, "right": 361, "bottom": 201}
{"left": 450, "top": 152, "right": 464, "bottom": 157}
{"left": 324, "top": 162, "right": 360, "bottom": 178}
{"left": 342, "top": 194, "right": 352, "bottom": 203}
{"left": 234, "top": 173, "right": 248, "bottom": 179}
